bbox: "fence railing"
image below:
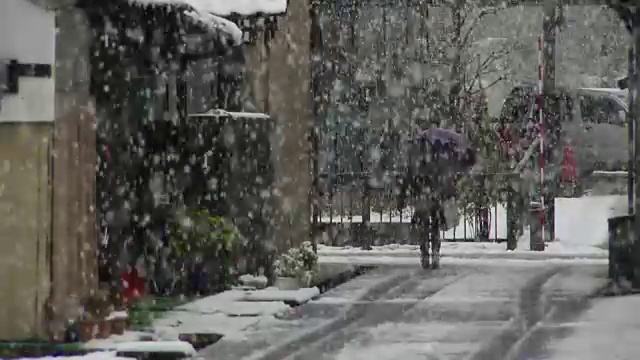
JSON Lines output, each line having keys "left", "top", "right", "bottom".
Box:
{"left": 311, "top": 171, "right": 528, "bottom": 247}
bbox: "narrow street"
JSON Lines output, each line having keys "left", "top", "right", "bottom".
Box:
{"left": 204, "top": 261, "right": 608, "bottom": 360}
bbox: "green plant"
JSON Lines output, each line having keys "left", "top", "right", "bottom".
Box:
{"left": 274, "top": 241, "right": 318, "bottom": 286}
{"left": 168, "top": 208, "right": 245, "bottom": 292}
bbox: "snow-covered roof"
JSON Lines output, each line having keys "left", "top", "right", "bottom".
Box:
{"left": 184, "top": 10, "right": 243, "bottom": 45}
{"left": 128, "top": 0, "right": 288, "bottom": 45}
{"left": 188, "top": 109, "right": 271, "bottom": 119}
{"left": 129, "top": 0, "right": 287, "bottom": 16}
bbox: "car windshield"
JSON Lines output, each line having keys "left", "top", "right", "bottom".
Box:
{"left": 579, "top": 94, "right": 625, "bottom": 123}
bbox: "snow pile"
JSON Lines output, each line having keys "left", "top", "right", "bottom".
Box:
{"left": 184, "top": 10, "right": 243, "bottom": 45}
{"left": 238, "top": 274, "right": 269, "bottom": 289}
{"left": 18, "top": 353, "right": 133, "bottom": 360}
{"left": 84, "top": 332, "right": 149, "bottom": 350}
{"left": 555, "top": 195, "right": 626, "bottom": 247}
{"left": 242, "top": 287, "right": 320, "bottom": 303}
{"left": 168, "top": 289, "right": 293, "bottom": 316}
{"left": 111, "top": 341, "right": 196, "bottom": 355}
{"left": 546, "top": 295, "right": 640, "bottom": 359}
{"left": 151, "top": 287, "right": 320, "bottom": 337}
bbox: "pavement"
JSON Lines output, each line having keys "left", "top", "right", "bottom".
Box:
{"left": 200, "top": 260, "right": 610, "bottom": 360}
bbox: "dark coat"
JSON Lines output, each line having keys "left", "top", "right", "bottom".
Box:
{"left": 398, "top": 127, "right": 476, "bottom": 212}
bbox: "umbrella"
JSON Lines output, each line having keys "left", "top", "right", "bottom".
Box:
{"left": 410, "top": 127, "right": 476, "bottom": 168}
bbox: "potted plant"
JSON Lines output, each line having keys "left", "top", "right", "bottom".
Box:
{"left": 85, "top": 289, "right": 112, "bottom": 339}
{"left": 77, "top": 312, "right": 97, "bottom": 342}
{"left": 107, "top": 310, "right": 128, "bottom": 336}
{"left": 169, "top": 208, "right": 244, "bottom": 294}
{"left": 274, "top": 241, "right": 318, "bottom": 290}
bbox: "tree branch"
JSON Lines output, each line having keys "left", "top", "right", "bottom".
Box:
{"left": 459, "top": 6, "right": 499, "bottom": 49}
{"left": 468, "top": 76, "right": 505, "bottom": 96}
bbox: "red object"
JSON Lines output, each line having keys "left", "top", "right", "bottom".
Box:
{"left": 120, "top": 267, "right": 145, "bottom": 302}
{"left": 496, "top": 124, "right": 519, "bottom": 158}
{"left": 561, "top": 145, "right": 577, "bottom": 183}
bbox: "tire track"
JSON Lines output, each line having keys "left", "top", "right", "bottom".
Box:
{"left": 251, "top": 268, "right": 417, "bottom": 360}
{"left": 278, "top": 268, "right": 470, "bottom": 360}
{"left": 467, "top": 266, "right": 565, "bottom": 360}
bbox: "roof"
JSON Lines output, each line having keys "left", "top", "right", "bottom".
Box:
{"left": 188, "top": 109, "right": 271, "bottom": 119}
{"left": 128, "top": 0, "right": 288, "bottom": 45}
{"left": 577, "top": 87, "right": 628, "bottom": 100}
{"left": 129, "top": 0, "right": 287, "bottom": 16}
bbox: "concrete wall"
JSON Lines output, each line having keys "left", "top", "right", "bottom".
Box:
{"left": 0, "top": 0, "right": 55, "bottom": 122}
{"left": 244, "top": 2, "right": 313, "bottom": 251}
{"left": 48, "top": 5, "right": 97, "bottom": 340}
{"left": 0, "top": 124, "right": 51, "bottom": 340}
{"left": 0, "top": 0, "right": 96, "bottom": 340}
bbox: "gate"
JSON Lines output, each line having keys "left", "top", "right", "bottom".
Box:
{"left": 309, "top": 125, "right": 528, "bottom": 248}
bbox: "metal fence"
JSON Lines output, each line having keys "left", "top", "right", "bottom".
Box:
{"left": 311, "top": 170, "right": 527, "bottom": 247}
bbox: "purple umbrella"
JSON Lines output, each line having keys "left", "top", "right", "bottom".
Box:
{"left": 414, "top": 127, "right": 471, "bottom": 154}
{"left": 411, "top": 127, "right": 476, "bottom": 168}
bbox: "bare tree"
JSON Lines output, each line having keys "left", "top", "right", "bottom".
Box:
{"left": 427, "top": 1, "right": 510, "bottom": 127}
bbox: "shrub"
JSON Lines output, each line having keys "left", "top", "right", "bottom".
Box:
{"left": 168, "top": 209, "right": 245, "bottom": 293}
{"left": 274, "top": 241, "right": 318, "bottom": 286}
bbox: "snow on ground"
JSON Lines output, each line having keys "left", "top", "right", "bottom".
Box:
{"left": 243, "top": 287, "right": 320, "bottom": 303}
{"left": 111, "top": 341, "right": 196, "bottom": 355}
{"left": 84, "top": 332, "right": 151, "bottom": 350}
{"left": 311, "top": 268, "right": 412, "bottom": 305}
{"left": 332, "top": 320, "right": 508, "bottom": 360}
{"left": 544, "top": 294, "right": 640, "bottom": 360}
{"left": 316, "top": 240, "right": 607, "bottom": 258}
{"left": 20, "top": 353, "right": 133, "bottom": 360}
{"left": 151, "top": 287, "right": 320, "bottom": 337}
{"left": 202, "top": 268, "right": 415, "bottom": 359}
{"left": 318, "top": 255, "right": 608, "bottom": 267}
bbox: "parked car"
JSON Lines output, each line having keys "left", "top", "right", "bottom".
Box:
{"left": 499, "top": 84, "right": 628, "bottom": 177}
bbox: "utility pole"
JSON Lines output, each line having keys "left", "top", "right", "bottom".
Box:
{"left": 541, "top": 0, "right": 562, "bottom": 243}
{"left": 633, "top": 21, "right": 640, "bottom": 289}
{"left": 608, "top": 1, "right": 640, "bottom": 287}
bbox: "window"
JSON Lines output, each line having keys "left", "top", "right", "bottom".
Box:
{"left": 579, "top": 95, "right": 621, "bottom": 124}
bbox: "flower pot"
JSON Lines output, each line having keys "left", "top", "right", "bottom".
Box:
{"left": 96, "top": 318, "right": 111, "bottom": 339}
{"left": 77, "top": 319, "right": 97, "bottom": 342}
{"left": 274, "top": 277, "right": 300, "bottom": 290}
{"left": 108, "top": 310, "right": 128, "bottom": 336}
{"left": 110, "top": 318, "right": 127, "bottom": 335}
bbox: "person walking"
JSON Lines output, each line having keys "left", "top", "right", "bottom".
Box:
{"left": 397, "top": 127, "right": 476, "bottom": 269}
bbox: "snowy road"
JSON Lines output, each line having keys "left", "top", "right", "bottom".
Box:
{"left": 203, "top": 263, "right": 608, "bottom": 360}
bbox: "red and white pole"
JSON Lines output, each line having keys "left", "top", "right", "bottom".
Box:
{"left": 538, "top": 34, "right": 546, "bottom": 243}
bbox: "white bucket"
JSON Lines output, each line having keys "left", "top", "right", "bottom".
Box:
{"left": 274, "top": 277, "right": 300, "bottom": 290}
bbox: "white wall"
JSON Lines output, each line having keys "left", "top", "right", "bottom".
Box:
{"left": 0, "top": 0, "right": 55, "bottom": 122}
